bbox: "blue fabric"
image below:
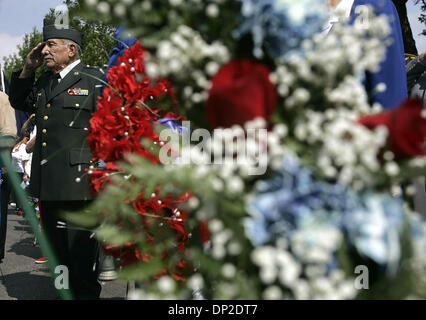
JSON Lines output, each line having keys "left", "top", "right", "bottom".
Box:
{"left": 350, "top": 0, "right": 407, "bottom": 110}
{"left": 103, "top": 26, "right": 137, "bottom": 90}
{"left": 157, "top": 118, "right": 188, "bottom": 134}
{"left": 15, "top": 110, "right": 30, "bottom": 140}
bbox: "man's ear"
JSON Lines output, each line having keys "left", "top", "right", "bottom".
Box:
{"left": 68, "top": 43, "right": 77, "bottom": 58}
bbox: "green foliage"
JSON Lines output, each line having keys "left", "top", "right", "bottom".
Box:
{"left": 118, "top": 259, "right": 165, "bottom": 282}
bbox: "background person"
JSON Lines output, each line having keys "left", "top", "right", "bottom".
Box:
{"left": 0, "top": 87, "right": 18, "bottom": 264}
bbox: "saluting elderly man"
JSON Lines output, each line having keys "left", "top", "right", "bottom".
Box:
{"left": 8, "top": 22, "right": 103, "bottom": 299}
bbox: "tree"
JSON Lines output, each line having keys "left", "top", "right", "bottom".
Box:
{"left": 415, "top": 0, "right": 426, "bottom": 36}
{"left": 1, "top": 0, "right": 116, "bottom": 81}
{"left": 392, "top": 0, "right": 418, "bottom": 55}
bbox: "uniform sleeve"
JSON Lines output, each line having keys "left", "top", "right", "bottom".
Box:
{"left": 8, "top": 70, "right": 38, "bottom": 113}
{"left": 90, "top": 68, "right": 105, "bottom": 112}
{"left": 406, "top": 57, "right": 426, "bottom": 94}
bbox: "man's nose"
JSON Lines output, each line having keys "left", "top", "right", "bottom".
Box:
{"left": 41, "top": 45, "right": 49, "bottom": 55}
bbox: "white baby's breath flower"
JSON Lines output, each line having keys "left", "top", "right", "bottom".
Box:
{"left": 294, "top": 124, "right": 307, "bottom": 141}
{"left": 205, "top": 61, "right": 220, "bottom": 76}
{"left": 406, "top": 184, "right": 416, "bottom": 196}
{"left": 385, "top": 161, "right": 400, "bottom": 176}
{"left": 278, "top": 84, "right": 289, "bottom": 96}
{"left": 263, "top": 286, "right": 283, "bottom": 300}
{"left": 338, "top": 280, "right": 357, "bottom": 299}
{"left": 227, "top": 242, "right": 242, "bottom": 256}
{"left": 278, "top": 259, "right": 301, "bottom": 287}
{"left": 97, "top": 1, "right": 110, "bottom": 14}
{"left": 305, "top": 264, "right": 327, "bottom": 279}
{"left": 292, "top": 88, "right": 310, "bottom": 104}
{"left": 211, "top": 178, "right": 224, "bottom": 191}
{"left": 212, "top": 245, "right": 226, "bottom": 259}
{"left": 169, "top": 0, "right": 183, "bottom": 6}
{"left": 260, "top": 267, "right": 277, "bottom": 284}
{"left": 226, "top": 176, "right": 244, "bottom": 194}
{"left": 251, "top": 246, "right": 275, "bottom": 266}
{"left": 145, "top": 62, "right": 159, "bottom": 78}
{"left": 188, "top": 196, "right": 200, "bottom": 209}
{"left": 85, "top": 0, "right": 98, "bottom": 6}
{"left": 272, "top": 124, "right": 288, "bottom": 138}
{"left": 221, "top": 263, "right": 237, "bottom": 279}
{"left": 188, "top": 274, "right": 204, "bottom": 290}
{"left": 383, "top": 151, "right": 394, "bottom": 161}
{"left": 292, "top": 279, "right": 310, "bottom": 300}
{"left": 375, "top": 82, "right": 387, "bottom": 93}
{"left": 141, "top": 1, "right": 152, "bottom": 10}
{"left": 209, "top": 219, "right": 224, "bottom": 233}
{"left": 113, "top": 3, "right": 126, "bottom": 16}
{"left": 206, "top": 3, "right": 219, "bottom": 17}
{"left": 157, "top": 276, "right": 176, "bottom": 293}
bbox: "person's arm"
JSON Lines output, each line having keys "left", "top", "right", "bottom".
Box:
{"left": 25, "top": 136, "right": 36, "bottom": 154}
{"left": 22, "top": 159, "right": 29, "bottom": 182}
{"left": 20, "top": 113, "right": 35, "bottom": 136}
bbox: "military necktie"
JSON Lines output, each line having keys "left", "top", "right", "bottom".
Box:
{"left": 51, "top": 73, "right": 61, "bottom": 91}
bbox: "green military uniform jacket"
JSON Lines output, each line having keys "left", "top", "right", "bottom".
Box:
{"left": 9, "top": 62, "right": 104, "bottom": 201}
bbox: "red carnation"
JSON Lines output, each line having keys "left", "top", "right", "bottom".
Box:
{"left": 358, "top": 98, "right": 426, "bottom": 159}
{"left": 206, "top": 59, "right": 277, "bottom": 129}
{"left": 87, "top": 41, "right": 205, "bottom": 281}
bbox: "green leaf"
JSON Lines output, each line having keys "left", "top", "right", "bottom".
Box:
{"left": 96, "top": 225, "right": 134, "bottom": 245}
{"left": 64, "top": 211, "right": 100, "bottom": 228}
{"left": 118, "top": 259, "right": 165, "bottom": 281}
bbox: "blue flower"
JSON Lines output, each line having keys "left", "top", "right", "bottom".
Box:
{"left": 342, "top": 193, "right": 405, "bottom": 275}
{"left": 245, "top": 154, "right": 409, "bottom": 272}
{"left": 234, "top": 0, "right": 327, "bottom": 59}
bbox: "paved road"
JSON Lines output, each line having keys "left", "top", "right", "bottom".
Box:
{"left": 0, "top": 207, "right": 128, "bottom": 300}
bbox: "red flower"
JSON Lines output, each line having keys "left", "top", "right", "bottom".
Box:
{"left": 86, "top": 41, "right": 202, "bottom": 281}
{"left": 206, "top": 59, "right": 277, "bottom": 129}
{"left": 358, "top": 98, "right": 426, "bottom": 159}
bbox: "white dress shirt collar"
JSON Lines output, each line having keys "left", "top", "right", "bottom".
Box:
{"left": 58, "top": 59, "right": 81, "bottom": 81}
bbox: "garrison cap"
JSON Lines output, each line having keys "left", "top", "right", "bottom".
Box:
{"left": 43, "top": 18, "right": 82, "bottom": 46}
